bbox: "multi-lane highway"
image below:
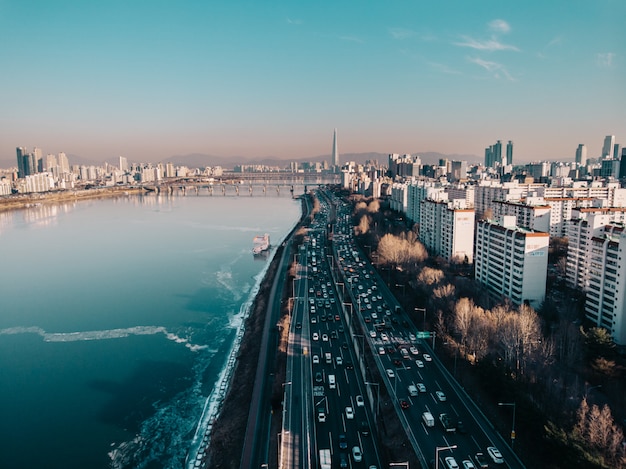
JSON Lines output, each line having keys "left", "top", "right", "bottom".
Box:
{"left": 278, "top": 188, "right": 525, "bottom": 469}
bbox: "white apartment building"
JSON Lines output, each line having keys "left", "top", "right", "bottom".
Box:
{"left": 390, "top": 182, "right": 408, "bottom": 213}
{"left": 475, "top": 216, "right": 549, "bottom": 309}
{"left": 537, "top": 182, "right": 626, "bottom": 207}
{"left": 566, "top": 208, "right": 626, "bottom": 290}
{"left": 474, "top": 181, "right": 545, "bottom": 218}
{"left": 406, "top": 180, "right": 445, "bottom": 225}
{"left": 420, "top": 198, "right": 475, "bottom": 263}
{"left": 0, "top": 178, "right": 12, "bottom": 195}
{"left": 493, "top": 199, "right": 551, "bottom": 234}
{"left": 584, "top": 223, "right": 626, "bottom": 346}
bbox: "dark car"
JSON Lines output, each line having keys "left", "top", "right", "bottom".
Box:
{"left": 360, "top": 420, "right": 370, "bottom": 436}
{"left": 345, "top": 361, "right": 354, "bottom": 370}
{"left": 457, "top": 420, "right": 467, "bottom": 434}
{"left": 474, "top": 452, "right": 488, "bottom": 468}
{"left": 315, "top": 372, "right": 323, "bottom": 383}
{"left": 338, "top": 433, "right": 347, "bottom": 449}
{"left": 400, "top": 399, "right": 410, "bottom": 409}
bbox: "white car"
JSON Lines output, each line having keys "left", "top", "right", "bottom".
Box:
{"left": 371, "top": 312, "right": 378, "bottom": 319}
{"left": 415, "top": 359, "right": 424, "bottom": 368}
{"left": 436, "top": 391, "right": 447, "bottom": 401}
{"left": 380, "top": 332, "right": 388, "bottom": 341}
{"left": 352, "top": 446, "right": 362, "bottom": 463}
{"left": 410, "top": 346, "right": 419, "bottom": 355}
{"left": 378, "top": 347, "right": 386, "bottom": 355}
{"left": 345, "top": 406, "right": 354, "bottom": 419}
{"left": 336, "top": 356, "right": 343, "bottom": 366}
{"left": 311, "top": 316, "right": 317, "bottom": 324}
{"left": 369, "top": 330, "right": 377, "bottom": 338}
{"left": 356, "top": 395, "right": 365, "bottom": 407}
{"left": 417, "top": 383, "right": 426, "bottom": 393}
{"left": 312, "top": 332, "right": 319, "bottom": 341}
{"left": 487, "top": 446, "right": 504, "bottom": 464}
{"left": 445, "top": 456, "right": 459, "bottom": 469}
{"left": 409, "top": 333, "right": 416, "bottom": 341}
{"left": 386, "top": 369, "right": 395, "bottom": 378}
{"left": 313, "top": 355, "right": 319, "bottom": 364}
{"left": 462, "top": 461, "right": 476, "bottom": 469}
{"left": 322, "top": 334, "right": 329, "bottom": 342}
{"left": 423, "top": 354, "right": 432, "bottom": 361}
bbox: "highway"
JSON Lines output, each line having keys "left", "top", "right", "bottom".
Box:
{"left": 278, "top": 188, "right": 526, "bottom": 469}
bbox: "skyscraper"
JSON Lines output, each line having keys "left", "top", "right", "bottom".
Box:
{"left": 575, "top": 144, "right": 587, "bottom": 166}
{"left": 16, "top": 147, "right": 27, "bottom": 178}
{"left": 506, "top": 140, "right": 513, "bottom": 165}
{"left": 332, "top": 128, "right": 339, "bottom": 167}
{"left": 602, "top": 135, "right": 616, "bottom": 158}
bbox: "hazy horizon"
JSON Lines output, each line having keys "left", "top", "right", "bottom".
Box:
{"left": 1, "top": 1, "right": 624, "bottom": 164}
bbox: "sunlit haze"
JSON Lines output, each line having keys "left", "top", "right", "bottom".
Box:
{"left": 1, "top": 1, "right": 624, "bottom": 164}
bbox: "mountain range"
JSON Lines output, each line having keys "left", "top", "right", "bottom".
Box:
{"left": 0, "top": 151, "right": 481, "bottom": 171}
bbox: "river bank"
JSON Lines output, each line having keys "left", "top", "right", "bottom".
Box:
{"left": 0, "top": 186, "right": 146, "bottom": 212}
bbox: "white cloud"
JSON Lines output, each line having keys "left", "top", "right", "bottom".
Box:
{"left": 467, "top": 56, "right": 515, "bottom": 81}
{"left": 489, "top": 19, "right": 511, "bottom": 34}
{"left": 597, "top": 52, "right": 615, "bottom": 67}
{"left": 389, "top": 27, "right": 416, "bottom": 40}
{"left": 455, "top": 36, "right": 520, "bottom": 52}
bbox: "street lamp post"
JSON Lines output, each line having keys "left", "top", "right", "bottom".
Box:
{"left": 498, "top": 401, "right": 516, "bottom": 449}
{"left": 435, "top": 445, "right": 457, "bottom": 469}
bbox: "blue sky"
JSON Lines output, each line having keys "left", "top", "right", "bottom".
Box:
{"left": 0, "top": 0, "right": 624, "bottom": 164}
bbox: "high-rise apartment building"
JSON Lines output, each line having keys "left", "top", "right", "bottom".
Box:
{"left": 602, "top": 135, "right": 616, "bottom": 158}
{"left": 405, "top": 180, "right": 444, "bottom": 224}
{"left": 575, "top": 144, "right": 587, "bottom": 166}
{"left": 474, "top": 216, "right": 549, "bottom": 308}
{"left": 583, "top": 223, "right": 626, "bottom": 345}
{"left": 506, "top": 140, "right": 513, "bottom": 165}
{"left": 566, "top": 208, "right": 626, "bottom": 291}
{"left": 620, "top": 148, "right": 626, "bottom": 179}
{"left": 484, "top": 140, "right": 503, "bottom": 168}
{"left": 420, "top": 198, "right": 475, "bottom": 263}
{"left": 16, "top": 147, "right": 27, "bottom": 178}
{"left": 493, "top": 199, "right": 551, "bottom": 234}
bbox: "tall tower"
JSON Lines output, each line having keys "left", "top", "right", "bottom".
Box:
{"left": 332, "top": 128, "right": 339, "bottom": 167}
{"left": 602, "top": 135, "right": 615, "bottom": 158}
{"left": 506, "top": 141, "right": 513, "bottom": 165}
{"left": 576, "top": 144, "right": 587, "bottom": 166}
{"left": 16, "top": 147, "right": 27, "bottom": 178}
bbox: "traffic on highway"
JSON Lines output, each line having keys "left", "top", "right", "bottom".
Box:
{"left": 280, "top": 189, "right": 524, "bottom": 469}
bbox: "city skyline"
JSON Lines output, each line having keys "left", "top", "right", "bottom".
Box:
{"left": 0, "top": 1, "right": 624, "bottom": 164}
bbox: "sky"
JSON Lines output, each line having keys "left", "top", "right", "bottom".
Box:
{"left": 0, "top": 0, "right": 624, "bottom": 164}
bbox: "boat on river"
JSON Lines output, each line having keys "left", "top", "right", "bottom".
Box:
{"left": 252, "top": 234, "right": 270, "bottom": 254}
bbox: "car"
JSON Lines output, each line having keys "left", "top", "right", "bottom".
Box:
{"left": 462, "top": 460, "right": 476, "bottom": 469}
{"left": 393, "top": 359, "right": 402, "bottom": 367}
{"left": 417, "top": 383, "right": 426, "bottom": 393}
{"left": 487, "top": 446, "right": 504, "bottom": 464}
{"left": 364, "top": 316, "right": 371, "bottom": 323}
{"left": 317, "top": 408, "right": 326, "bottom": 422}
{"left": 315, "top": 372, "right": 323, "bottom": 383}
{"left": 369, "top": 330, "right": 377, "bottom": 338}
{"left": 331, "top": 330, "right": 338, "bottom": 339}
{"left": 345, "top": 406, "right": 354, "bottom": 419}
{"left": 410, "top": 346, "right": 419, "bottom": 355}
{"left": 345, "top": 361, "right": 354, "bottom": 370}
{"left": 352, "top": 446, "right": 362, "bottom": 463}
{"left": 371, "top": 312, "right": 378, "bottom": 319}
{"left": 457, "top": 420, "right": 467, "bottom": 434}
{"left": 445, "top": 456, "right": 459, "bottom": 469}
{"left": 339, "top": 453, "right": 349, "bottom": 468}
{"left": 322, "top": 334, "right": 329, "bottom": 342}
{"left": 312, "top": 332, "right": 319, "bottom": 341}
{"left": 400, "top": 399, "right": 410, "bottom": 409}
{"left": 423, "top": 354, "right": 432, "bottom": 361}
{"left": 380, "top": 332, "right": 388, "bottom": 341}
{"left": 311, "top": 316, "right": 317, "bottom": 324}
{"left": 356, "top": 395, "right": 365, "bottom": 407}
{"left": 360, "top": 420, "right": 370, "bottom": 436}
{"left": 313, "top": 355, "right": 319, "bottom": 364}
{"left": 296, "top": 322, "right": 302, "bottom": 329}
{"left": 378, "top": 347, "right": 385, "bottom": 355}
{"left": 338, "top": 433, "right": 347, "bottom": 449}
{"left": 409, "top": 333, "right": 416, "bottom": 341}
{"left": 416, "top": 359, "right": 424, "bottom": 368}
{"left": 474, "top": 452, "right": 488, "bottom": 468}
{"left": 338, "top": 326, "right": 344, "bottom": 333}
{"left": 386, "top": 369, "right": 395, "bottom": 378}
{"left": 436, "top": 391, "right": 447, "bottom": 401}
{"left": 336, "top": 356, "right": 343, "bottom": 366}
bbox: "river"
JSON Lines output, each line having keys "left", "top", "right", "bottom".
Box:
{"left": 0, "top": 191, "right": 301, "bottom": 469}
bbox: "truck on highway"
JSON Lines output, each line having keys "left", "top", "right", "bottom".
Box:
{"left": 439, "top": 413, "right": 456, "bottom": 432}
{"left": 319, "top": 449, "right": 332, "bottom": 469}
{"left": 422, "top": 411, "right": 434, "bottom": 427}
